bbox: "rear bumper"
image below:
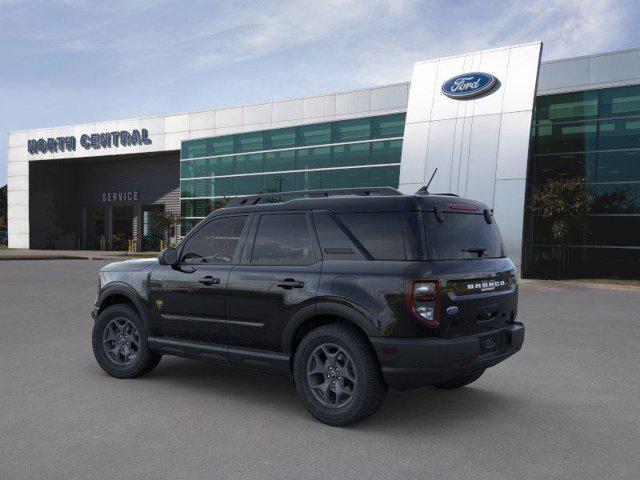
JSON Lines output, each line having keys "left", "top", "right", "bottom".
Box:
{"left": 370, "top": 323, "right": 524, "bottom": 390}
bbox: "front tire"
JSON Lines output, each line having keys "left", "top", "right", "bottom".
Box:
{"left": 293, "top": 324, "right": 387, "bottom": 426}
{"left": 432, "top": 369, "right": 485, "bottom": 390}
{"left": 92, "top": 304, "right": 161, "bottom": 379}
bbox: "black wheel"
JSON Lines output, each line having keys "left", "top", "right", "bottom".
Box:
{"left": 432, "top": 369, "right": 485, "bottom": 390}
{"left": 293, "top": 324, "right": 387, "bottom": 426}
{"left": 92, "top": 304, "right": 161, "bottom": 379}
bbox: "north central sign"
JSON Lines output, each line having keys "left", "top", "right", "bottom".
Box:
{"left": 441, "top": 72, "right": 497, "bottom": 99}
{"left": 27, "top": 128, "right": 152, "bottom": 155}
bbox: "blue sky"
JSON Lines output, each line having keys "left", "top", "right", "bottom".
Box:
{"left": 2, "top": 0, "right": 639, "bottom": 186}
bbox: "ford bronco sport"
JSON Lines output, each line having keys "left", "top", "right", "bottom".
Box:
{"left": 92, "top": 187, "right": 524, "bottom": 426}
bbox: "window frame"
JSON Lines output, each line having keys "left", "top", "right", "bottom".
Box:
{"left": 176, "top": 213, "right": 252, "bottom": 265}
{"left": 240, "top": 211, "right": 321, "bottom": 266}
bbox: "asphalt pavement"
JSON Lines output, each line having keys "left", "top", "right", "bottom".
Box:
{"left": 0, "top": 260, "right": 639, "bottom": 479}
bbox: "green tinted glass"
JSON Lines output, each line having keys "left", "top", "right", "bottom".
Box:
{"left": 534, "top": 121, "right": 598, "bottom": 154}
{"left": 181, "top": 219, "right": 202, "bottom": 235}
{"left": 211, "top": 177, "right": 234, "bottom": 197}
{"left": 235, "top": 153, "right": 264, "bottom": 174}
{"left": 595, "top": 151, "right": 640, "bottom": 182}
{"left": 598, "top": 119, "right": 640, "bottom": 150}
{"left": 208, "top": 156, "right": 234, "bottom": 176}
{"left": 370, "top": 166, "right": 400, "bottom": 187}
{"left": 262, "top": 173, "right": 296, "bottom": 193}
{"left": 589, "top": 184, "right": 640, "bottom": 214}
{"left": 531, "top": 154, "right": 597, "bottom": 184}
{"left": 181, "top": 139, "right": 206, "bottom": 159}
{"left": 332, "top": 143, "right": 370, "bottom": 167}
{"left": 297, "top": 124, "right": 331, "bottom": 146}
{"left": 371, "top": 140, "right": 402, "bottom": 164}
{"left": 598, "top": 84, "right": 640, "bottom": 118}
{"left": 192, "top": 179, "right": 207, "bottom": 197}
{"left": 329, "top": 168, "right": 370, "bottom": 189}
{"left": 332, "top": 118, "right": 370, "bottom": 142}
{"left": 235, "top": 175, "right": 263, "bottom": 195}
{"left": 180, "top": 161, "right": 192, "bottom": 178}
{"left": 371, "top": 113, "right": 406, "bottom": 138}
{"left": 295, "top": 170, "right": 329, "bottom": 190}
{"left": 234, "top": 132, "right": 263, "bottom": 153}
{"left": 296, "top": 147, "right": 331, "bottom": 170}
{"left": 181, "top": 200, "right": 193, "bottom": 217}
{"left": 535, "top": 91, "right": 598, "bottom": 123}
{"left": 180, "top": 180, "right": 193, "bottom": 198}
{"left": 206, "top": 136, "right": 233, "bottom": 156}
{"left": 264, "top": 150, "right": 295, "bottom": 171}
{"left": 264, "top": 128, "right": 296, "bottom": 149}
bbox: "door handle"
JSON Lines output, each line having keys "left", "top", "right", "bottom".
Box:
{"left": 277, "top": 278, "right": 304, "bottom": 289}
{"left": 198, "top": 276, "right": 221, "bottom": 286}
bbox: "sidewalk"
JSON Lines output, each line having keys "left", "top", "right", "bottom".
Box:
{"left": 0, "top": 249, "right": 159, "bottom": 261}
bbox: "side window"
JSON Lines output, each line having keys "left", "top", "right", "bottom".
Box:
{"left": 251, "top": 214, "right": 314, "bottom": 265}
{"left": 180, "top": 215, "right": 247, "bottom": 264}
{"left": 337, "top": 212, "right": 406, "bottom": 260}
{"left": 313, "top": 211, "right": 366, "bottom": 260}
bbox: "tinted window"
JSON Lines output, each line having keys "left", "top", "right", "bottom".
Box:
{"left": 423, "top": 212, "right": 505, "bottom": 260}
{"left": 181, "top": 215, "right": 247, "bottom": 264}
{"left": 251, "top": 214, "right": 314, "bottom": 265}
{"left": 337, "top": 212, "right": 405, "bottom": 260}
{"left": 313, "top": 212, "right": 366, "bottom": 260}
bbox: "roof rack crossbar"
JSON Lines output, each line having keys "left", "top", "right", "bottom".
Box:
{"left": 226, "top": 187, "right": 403, "bottom": 207}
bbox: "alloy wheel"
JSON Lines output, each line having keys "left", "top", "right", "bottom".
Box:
{"left": 102, "top": 318, "right": 140, "bottom": 365}
{"left": 306, "top": 343, "right": 357, "bottom": 408}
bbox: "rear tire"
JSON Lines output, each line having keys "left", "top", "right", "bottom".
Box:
{"left": 293, "top": 324, "right": 387, "bottom": 426}
{"left": 432, "top": 369, "right": 485, "bottom": 390}
{"left": 92, "top": 304, "right": 161, "bottom": 379}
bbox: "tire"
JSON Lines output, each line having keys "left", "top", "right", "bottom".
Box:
{"left": 432, "top": 369, "right": 485, "bottom": 390}
{"left": 92, "top": 303, "right": 161, "bottom": 379}
{"left": 293, "top": 324, "right": 387, "bottom": 426}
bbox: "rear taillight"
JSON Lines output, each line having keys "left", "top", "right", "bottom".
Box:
{"left": 407, "top": 280, "right": 440, "bottom": 328}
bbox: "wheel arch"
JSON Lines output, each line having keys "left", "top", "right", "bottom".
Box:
{"left": 96, "top": 283, "right": 149, "bottom": 330}
{"left": 282, "top": 302, "right": 379, "bottom": 356}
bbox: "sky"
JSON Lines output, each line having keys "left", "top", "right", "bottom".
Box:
{"left": 1, "top": 0, "right": 640, "bottom": 186}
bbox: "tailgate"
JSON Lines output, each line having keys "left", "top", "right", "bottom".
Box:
{"left": 429, "top": 259, "right": 518, "bottom": 338}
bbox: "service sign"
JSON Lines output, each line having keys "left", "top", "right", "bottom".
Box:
{"left": 102, "top": 191, "right": 139, "bottom": 203}
{"left": 441, "top": 72, "right": 497, "bottom": 99}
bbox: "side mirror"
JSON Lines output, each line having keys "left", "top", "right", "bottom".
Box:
{"left": 158, "top": 247, "right": 178, "bottom": 266}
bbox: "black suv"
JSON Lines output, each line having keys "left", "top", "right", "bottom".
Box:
{"left": 92, "top": 187, "right": 524, "bottom": 426}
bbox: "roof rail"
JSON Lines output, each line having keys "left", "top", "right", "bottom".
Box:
{"left": 431, "top": 193, "right": 460, "bottom": 197}
{"left": 226, "top": 187, "right": 403, "bottom": 207}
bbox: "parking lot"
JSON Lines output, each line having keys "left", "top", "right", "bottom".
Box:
{"left": 0, "top": 259, "right": 639, "bottom": 479}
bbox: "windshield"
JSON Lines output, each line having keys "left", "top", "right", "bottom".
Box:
{"left": 423, "top": 212, "right": 506, "bottom": 260}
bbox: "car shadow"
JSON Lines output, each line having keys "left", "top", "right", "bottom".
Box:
{"left": 90, "top": 357, "right": 528, "bottom": 431}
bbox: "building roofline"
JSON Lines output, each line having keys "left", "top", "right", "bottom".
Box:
{"left": 541, "top": 46, "right": 640, "bottom": 65}
{"left": 7, "top": 81, "right": 410, "bottom": 135}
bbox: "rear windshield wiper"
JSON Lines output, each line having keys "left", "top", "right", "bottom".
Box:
{"left": 461, "top": 247, "right": 486, "bottom": 258}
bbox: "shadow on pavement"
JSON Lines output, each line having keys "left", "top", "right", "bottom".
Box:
{"left": 88, "top": 355, "right": 529, "bottom": 431}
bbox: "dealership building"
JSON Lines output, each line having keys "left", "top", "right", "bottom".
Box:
{"left": 6, "top": 42, "right": 640, "bottom": 277}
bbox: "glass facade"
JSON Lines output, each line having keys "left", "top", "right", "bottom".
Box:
{"left": 180, "top": 113, "right": 405, "bottom": 234}
{"left": 524, "top": 85, "right": 640, "bottom": 278}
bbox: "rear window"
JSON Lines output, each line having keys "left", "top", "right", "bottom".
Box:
{"left": 337, "top": 212, "right": 406, "bottom": 260}
{"left": 423, "top": 212, "right": 505, "bottom": 260}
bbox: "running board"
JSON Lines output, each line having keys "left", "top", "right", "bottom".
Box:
{"left": 148, "top": 337, "right": 291, "bottom": 375}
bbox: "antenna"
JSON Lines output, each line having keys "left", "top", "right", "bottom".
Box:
{"left": 425, "top": 168, "right": 438, "bottom": 191}
{"left": 416, "top": 168, "right": 439, "bottom": 195}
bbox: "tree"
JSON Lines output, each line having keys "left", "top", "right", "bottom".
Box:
{"left": 533, "top": 177, "right": 589, "bottom": 277}
{"left": 150, "top": 210, "right": 182, "bottom": 248}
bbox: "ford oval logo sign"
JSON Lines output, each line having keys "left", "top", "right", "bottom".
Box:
{"left": 441, "top": 72, "right": 497, "bottom": 99}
